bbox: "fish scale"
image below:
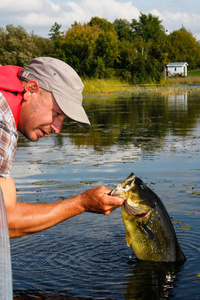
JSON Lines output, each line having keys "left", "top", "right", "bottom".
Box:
{"left": 110, "top": 172, "right": 186, "bottom": 263}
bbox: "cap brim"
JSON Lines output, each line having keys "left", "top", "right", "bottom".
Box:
{"left": 53, "top": 92, "right": 91, "bottom": 127}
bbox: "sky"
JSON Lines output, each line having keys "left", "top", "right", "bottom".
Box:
{"left": 1, "top": 0, "right": 200, "bottom": 40}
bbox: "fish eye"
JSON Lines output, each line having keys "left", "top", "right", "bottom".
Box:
{"left": 124, "top": 184, "right": 131, "bottom": 191}
{"left": 126, "top": 184, "right": 131, "bottom": 188}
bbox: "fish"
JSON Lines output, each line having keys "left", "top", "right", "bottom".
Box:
{"left": 110, "top": 172, "right": 186, "bottom": 263}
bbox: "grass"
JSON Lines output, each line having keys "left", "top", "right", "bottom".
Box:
{"left": 188, "top": 69, "right": 200, "bottom": 77}
{"left": 83, "top": 78, "right": 129, "bottom": 94}
{"left": 165, "top": 76, "right": 200, "bottom": 85}
{"left": 83, "top": 71, "right": 200, "bottom": 95}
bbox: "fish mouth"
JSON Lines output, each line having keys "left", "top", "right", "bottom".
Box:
{"left": 109, "top": 173, "right": 136, "bottom": 198}
{"left": 109, "top": 184, "right": 126, "bottom": 198}
{"left": 123, "top": 200, "right": 150, "bottom": 219}
{"left": 122, "top": 173, "right": 136, "bottom": 191}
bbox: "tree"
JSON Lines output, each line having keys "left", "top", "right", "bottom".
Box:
{"left": 94, "top": 30, "right": 119, "bottom": 70}
{"left": 124, "top": 13, "right": 168, "bottom": 82}
{"left": 49, "top": 22, "right": 64, "bottom": 41}
{"left": 31, "top": 34, "right": 54, "bottom": 57}
{"left": 48, "top": 22, "right": 65, "bottom": 59}
{"left": 62, "top": 18, "right": 119, "bottom": 78}
{"left": 88, "top": 17, "right": 115, "bottom": 32}
{"left": 166, "top": 27, "right": 200, "bottom": 69}
{"left": 62, "top": 23, "right": 99, "bottom": 76}
{"left": 113, "top": 19, "right": 132, "bottom": 41}
{"left": 0, "top": 25, "right": 39, "bottom": 66}
{"left": 88, "top": 17, "right": 119, "bottom": 77}
{"left": 131, "top": 13, "right": 165, "bottom": 41}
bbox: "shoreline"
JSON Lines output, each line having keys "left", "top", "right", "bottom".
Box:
{"left": 83, "top": 77, "right": 200, "bottom": 96}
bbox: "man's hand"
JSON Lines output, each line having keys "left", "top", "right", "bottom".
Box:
{"left": 80, "top": 186, "right": 124, "bottom": 215}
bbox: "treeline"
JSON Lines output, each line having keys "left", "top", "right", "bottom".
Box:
{"left": 0, "top": 13, "right": 200, "bottom": 83}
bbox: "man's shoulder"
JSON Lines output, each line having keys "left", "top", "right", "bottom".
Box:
{"left": 0, "top": 93, "right": 18, "bottom": 179}
{"left": 0, "top": 65, "right": 24, "bottom": 92}
{"left": 0, "top": 92, "right": 17, "bottom": 134}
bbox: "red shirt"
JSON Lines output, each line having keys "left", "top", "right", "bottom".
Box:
{"left": 0, "top": 65, "right": 25, "bottom": 126}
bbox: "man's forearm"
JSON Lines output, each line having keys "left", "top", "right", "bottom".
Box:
{"left": 8, "top": 195, "right": 85, "bottom": 238}
{"left": 0, "top": 177, "right": 85, "bottom": 237}
{"left": 0, "top": 177, "right": 124, "bottom": 238}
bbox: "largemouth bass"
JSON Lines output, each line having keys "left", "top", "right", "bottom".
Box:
{"left": 110, "top": 173, "right": 185, "bottom": 263}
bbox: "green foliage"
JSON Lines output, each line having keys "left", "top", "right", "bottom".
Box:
{"left": 49, "top": 22, "right": 64, "bottom": 41}
{"left": 61, "top": 20, "right": 119, "bottom": 78}
{"left": 166, "top": 27, "right": 200, "bottom": 69}
{"left": 131, "top": 13, "right": 165, "bottom": 41}
{"left": 113, "top": 19, "right": 132, "bottom": 41}
{"left": 48, "top": 22, "right": 65, "bottom": 59}
{"left": 61, "top": 23, "right": 99, "bottom": 76}
{"left": 31, "top": 34, "right": 54, "bottom": 57}
{"left": 0, "top": 25, "right": 38, "bottom": 66}
{"left": 88, "top": 17, "right": 115, "bottom": 32}
{"left": 1, "top": 13, "right": 200, "bottom": 84}
{"left": 0, "top": 25, "right": 54, "bottom": 67}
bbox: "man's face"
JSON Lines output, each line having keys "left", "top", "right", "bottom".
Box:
{"left": 18, "top": 85, "right": 67, "bottom": 142}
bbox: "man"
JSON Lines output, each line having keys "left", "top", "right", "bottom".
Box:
{"left": 0, "top": 57, "right": 124, "bottom": 238}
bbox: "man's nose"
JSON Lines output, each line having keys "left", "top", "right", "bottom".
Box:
{"left": 50, "top": 120, "right": 63, "bottom": 134}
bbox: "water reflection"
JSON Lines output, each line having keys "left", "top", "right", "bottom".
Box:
{"left": 124, "top": 261, "right": 182, "bottom": 300}
{"left": 12, "top": 91, "right": 200, "bottom": 300}
{"left": 13, "top": 262, "right": 182, "bottom": 300}
{"left": 14, "top": 291, "right": 81, "bottom": 299}
{"left": 68, "top": 93, "right": 200, "bottom": 146}
{"left": 17, "top": 92, "right": 200, "bottom": 151}
{"left": 167, "top": 93, "right": 188, "bottom": 111}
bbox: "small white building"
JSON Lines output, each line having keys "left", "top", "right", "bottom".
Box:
{"left": 166, "top": 62, "right": 189, "bottom": 77}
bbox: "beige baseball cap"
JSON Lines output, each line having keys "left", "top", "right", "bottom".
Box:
{"left": 18, "top": 57, "right": 90, "bottom": 126}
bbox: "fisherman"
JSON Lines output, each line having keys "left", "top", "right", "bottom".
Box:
{"left": 0, "top": 57, "right": 124, "bottom": 238}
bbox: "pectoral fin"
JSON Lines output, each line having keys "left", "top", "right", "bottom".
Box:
{"left": 126, "top": 231, "right": 132, "bottom": 246}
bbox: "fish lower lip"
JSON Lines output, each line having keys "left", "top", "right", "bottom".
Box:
{"left": 132, "top": 212, "right": 148, "bottom": 219}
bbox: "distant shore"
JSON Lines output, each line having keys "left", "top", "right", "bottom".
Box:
{"left": 166, "top": 76, "right": 200, "bottom": 84}
{"left": 83, "top": 77, "right": 200, "bottom": 95}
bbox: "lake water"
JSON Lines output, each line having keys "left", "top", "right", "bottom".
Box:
{"left": 11, "top": 89, "right": 200, "bottom": 299}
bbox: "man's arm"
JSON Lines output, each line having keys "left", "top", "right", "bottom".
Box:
{"left": 0, "top": 177, "right": 124, "bottom": 238}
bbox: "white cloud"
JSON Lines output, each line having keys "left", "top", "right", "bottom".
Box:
{"left": 80, "top": 0, "right": 140, "bottom": 20}
{"left": 0, "top": 0, "right": 43, "bottom": 12}
{"left": 151, "top": 8, "right": 200, "bottom": 37}
{"left": 0, "top": 0, "right": 200, "bottom": 40}
{"left": 1, "top": 0, "right": 140, "bottom": 27}
{"left": 21, "top": 13, "right": 57, "bottom": 26}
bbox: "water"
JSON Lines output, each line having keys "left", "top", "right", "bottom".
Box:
{"left": 11, "top": 90, "right": 200, "bottom": 299}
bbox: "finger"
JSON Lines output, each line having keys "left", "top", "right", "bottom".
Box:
{"left": 104, "top": 206, "right": 118, "bottom": 215}
{"left": 106, "top": 195, "right": 124, "bottom": 206}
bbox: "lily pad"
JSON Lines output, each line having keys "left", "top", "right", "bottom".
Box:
{"left": 193, "top": 192, "right": 200, "bottom": 197}
{"left": 57, "top": 183, "right": 83, "bottom": 189}
{"left": 180, "top": 225, "right": 191, "bottom": 230}
{"left": 172, "top": 220, "right": 182, "bottom": 225}
{"left": 80, "top": 181, "right": 98, "bottom": 185}
{"left": 32, "top": 180, "right": 61, "bottom": 186}
{"left": 180, "top": 190, "right": 200, "bottom": 196}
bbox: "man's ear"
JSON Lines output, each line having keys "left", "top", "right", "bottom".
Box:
{"left": 24, "top": 80, "right": 40, "bottom": 98}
